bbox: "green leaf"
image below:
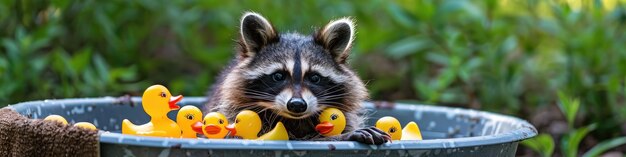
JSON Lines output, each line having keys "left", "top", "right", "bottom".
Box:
{"left": 557, "top": 91, "right": 580, "bottom": 129}
{"left": 70, "top": 48, "right": 93, "bottom": 73}
{"left": 93, "top": 54, "right": 109, "bottom": 83}
{"left": 562, "top": 124, "right": 597, "bottom": 157}
{"left": 521, "top": 134, "right": 555, "bottom": 157}
{"left": 110, "top": 66, "right": 138, "bottom": 82}
{"left": 582, "top": 136, "right": 626, "bottom": 157}
{"left": 386, "top": 37, "right": 430, "bottom": 59}
{"left": 386, "top": 2, "right": 416, "bottom": 28}
{"left": 51, "top": 49, "right": 75, "bottom": 78}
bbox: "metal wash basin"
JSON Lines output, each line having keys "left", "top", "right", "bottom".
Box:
{"left": 9, "top": 97, "right": 537, "bottom": 156}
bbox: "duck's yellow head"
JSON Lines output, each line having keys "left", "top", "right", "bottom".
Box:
{"left": 74, "top": 122, "right": 97, "bottom": 131}
{"left": 315, "top": 108, "right": 345, "bottom": 136}
{"left": 225, "top": 110, "right": 262, "bottom": 139}
{"left": 176, "top": 106, "right": 203, "bottom": 136}
{"left": 43, "top": 115, "right": 68, "bottom": 125}
{"left": 375, "top": 116, "right": 402, "bottom": 140}
{"left": 142, "top": 85, "right": 183, "bottom": 117}
{"left": 201, "top": 112, "right": 229, "bottom": 139}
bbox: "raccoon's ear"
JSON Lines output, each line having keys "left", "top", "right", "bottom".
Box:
{"left": 315, "top": 18, "right": 355, "bottom": 64}
{"left": 238, "top": 12, "right": 278, "bottom": 58}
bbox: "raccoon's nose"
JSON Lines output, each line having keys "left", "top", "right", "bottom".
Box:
{"left": 287, "top": 98, "right": 307, "bottom": 113}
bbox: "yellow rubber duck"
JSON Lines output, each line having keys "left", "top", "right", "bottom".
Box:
{"left": 375, "top": 116, "right": 423, "bottom": 140}
{"left": 43, "top": 115, "right": 97, "bottom": 131}
{"left": 122, "top": 85, "right": 183, "bottom": 137}
{"left": 375, "top": 116, "right": 402, "bottom": 140}
{"left": 74, "top": 122, "right": 97, "bottom": 131}
{"left": 200, "top": 112, "right": 229, "bottom": 139}
{"left": 43, "top": 115, "right": 68, "bottom": 125}
{"left": 176, "top": 105, "right": 203, "bottom": 138}
{"left": 225, "top": 110, "right": 289, "bottom": 140}
{"left": 401, "top": 122, "right": 423, "bottom": 140}
{"left": 315, "top": 107, "right": 345, "bottom": 136}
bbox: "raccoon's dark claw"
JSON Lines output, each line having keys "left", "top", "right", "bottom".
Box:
{"left": 348, "top": 126, "right": 391, "bottom": 145}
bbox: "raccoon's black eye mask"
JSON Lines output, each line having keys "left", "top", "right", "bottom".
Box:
{"left": 244, "top": 71, "right": 290, "bottom": 96}
{"left": 303, "top": 72, "right": 332, "bottom": 87}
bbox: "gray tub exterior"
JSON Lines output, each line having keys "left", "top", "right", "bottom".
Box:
{"left": 9, "top": 97, "right": 537, "bottom": 157}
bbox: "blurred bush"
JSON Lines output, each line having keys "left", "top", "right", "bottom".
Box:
{"left": 1, "top": 0, "right": 626, "bottom": 155}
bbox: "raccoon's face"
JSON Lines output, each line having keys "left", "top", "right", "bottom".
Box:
{"left": 221, "top": 13, "right": 367, "bottom": 119}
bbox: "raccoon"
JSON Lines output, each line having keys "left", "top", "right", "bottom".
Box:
{"left": 205, "top": 12, "right": 390, "bottom": 144}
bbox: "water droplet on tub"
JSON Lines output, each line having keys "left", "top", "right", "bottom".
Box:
{"left": 71, "top": 106, "right": 85, "bottom": 114}
{"left": 36, "top": 106, "right": 41, "bottom": 116}
{"left": 428, "top": 121, "right": 436, "bottom": 129}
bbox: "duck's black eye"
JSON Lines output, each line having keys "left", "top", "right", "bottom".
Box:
{"left": 330, "top": 114, "right": 338, "bottom": 120}
{"left": 218, "top": 119, "right": 224, "bottom": 124}
{"left": 160, "top": 92, "right": 166, "bottom": 98}
{"left": 235, "top": 119, "right": 240, "bottom": 123}
{"left": 186, "top": 114, "right": 194, "bottom": 120}
{"left": 272, "top": 72, "right": 285, "bottom": 82}
{"left": 309, "top": 74, "right": 321, "bottom": 84}
{"left": 203, "top": 120, "right": 206, "bottom": 125}
{"left": 389, "top": 127, "right": 397, "bottom": 133}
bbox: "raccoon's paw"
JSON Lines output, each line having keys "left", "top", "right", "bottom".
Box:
{"left": 348, "top": 126, "right": 391, "bottom": 145}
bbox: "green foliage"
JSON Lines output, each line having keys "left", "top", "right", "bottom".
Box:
{"left": 521, "top": 134, "right": 555, "bottom": 157}
{"left": 1, "top": 0, "right": 626, "bottom": 155}
{"left": 525, "top": 93, "right": 625, "bottom": 156}
{"left": 583, "top": 136, "right": 626, "bottom": 157}
{"left": 562, "top": 124, "right": 597, "bottom": 157}
{"left": 558, "top": 91, "right": 580, "bottom": 129}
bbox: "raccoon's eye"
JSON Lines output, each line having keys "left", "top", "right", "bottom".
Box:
{"left": 272, "top": 72, "right": 285, "bottom": 82}
{"left": 309, "top": 74, "right": 321, "bottom": 84}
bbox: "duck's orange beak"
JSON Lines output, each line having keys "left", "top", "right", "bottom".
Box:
{"left": 191, "top": 121, "right": 203, "bottom": 134}
{"left": 169, "top": 95, "right": 183, "bottom": 110}
{"left": 315, "top": 121, "right": 334, "bottom": 134}
{"left": 204, "top": 124, "right": 222, "bottom": 135}
{"left": 225, "top": 123, "right": 236, "bottom": 136}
